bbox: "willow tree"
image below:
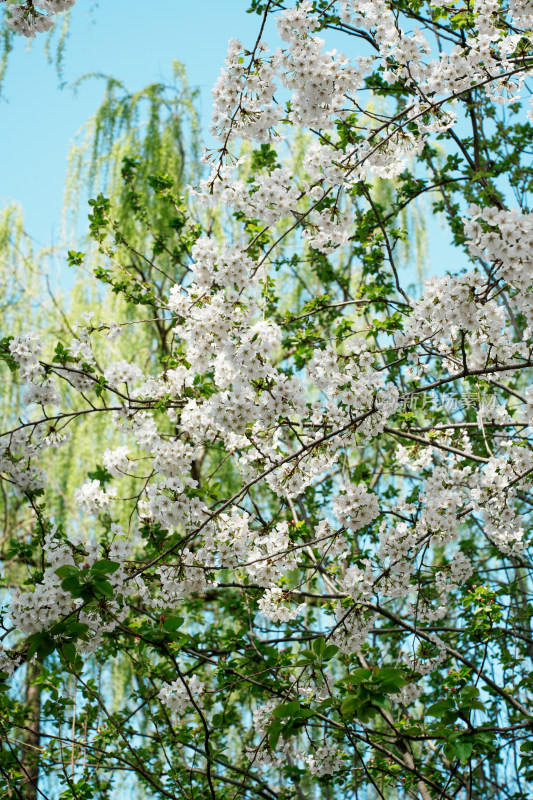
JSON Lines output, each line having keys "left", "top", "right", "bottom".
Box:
{"left": 0, "top": 64, "right": 203, "bottom": 798}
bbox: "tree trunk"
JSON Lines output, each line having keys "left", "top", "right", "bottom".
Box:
{"left": 20, "top": 660, "right": 41, "bottom": 799}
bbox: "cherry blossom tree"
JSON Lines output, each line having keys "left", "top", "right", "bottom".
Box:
{"left": 2, "top": 1, "right": 533, "bottom": 798}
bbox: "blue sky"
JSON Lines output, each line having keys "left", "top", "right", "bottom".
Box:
{"left": 0, "top": 0, "right": 263, "bottom": 246}
{"left": 0, "top": 0, "right": 454, "bottom": 281}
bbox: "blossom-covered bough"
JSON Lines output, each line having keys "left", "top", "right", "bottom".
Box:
{"left": 2, "top": 0, "right": 76, "bottom": 37}
{"left": 2, "top": 0, "right": 533, "bottom": 797}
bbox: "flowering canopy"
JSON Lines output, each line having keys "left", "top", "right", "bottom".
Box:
{"left": 2, "top": 1, "right": 533, "bottom": 798}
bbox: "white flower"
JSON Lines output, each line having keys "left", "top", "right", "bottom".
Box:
{"left": 258, "top": 587, "right": 304, "bottom": 622}
{"left": 74, "top": 480, "right": 117, "bottom": 516}
{"left": 158, "top": 674, "right": 205, "bottom": 715}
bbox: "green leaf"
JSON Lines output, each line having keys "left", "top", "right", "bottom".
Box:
{"left": 61, "top": 642, "right": 77, "bottom": 664}
{"left": 272, "top": 699, "right": 300, "bottom": 719}
{"left": 346, "top": 669, "right": 372, "bottom": 684}
{"left": 376, "top": 668, "right": 406, "bottom": 684}
{"left": 91, "top": 559, "right": 120, "bottom": 574}
{"left": 27, "top": 633, "right": 55, "bottom": 660}
{"left": 92, "top": 577, "right": 114, "bottom": 598}
{"left": 459, "top": 686, "right": 480, "bottom": 701}
{"left": 323, "top": 644, "right": 339, "bottom": 660}
{"left": 67, "top": 622, "right": 90, "bottom": 639}
{"left": 340, "top": 694, "right": 358, "bottom": 716}
{"left": 55, "top": 565, "right": 78, "bottom": 579}
{"left": 312, "top": 637, "right": 327, "bottom": 658}
{"left": 426, "top": 700, "right": 454, "bottom": 717}
{"left": 61, "top": 576, "right": 82, "bottom": 594}
{"left": 447, "top": 739, "right": 474, "bottom": 764}
{"left": 357, "top": 702, "right": 378, "bottom": 722}
{"left": 371, "top": 695, "right": 391, "bottom": 710}
{"left": 163, "top": 615, "right": 184, "bottom": 632}
{"left": 298, "top": 648, "right": 316, "bottom": 663}
{"left": 49, "top": 620, "right": 68, "bottom": 636}
{"left": 268, "top": 720, "right": 282, "bottom": 750}
{"left": 67, "top": 250, "right": 85, "bottom": 267}
{"left": 87, "top": 465, "right": 113, "bottom": 485}
{"left": 26, "top": 634, "right": 42, "bottom": 661}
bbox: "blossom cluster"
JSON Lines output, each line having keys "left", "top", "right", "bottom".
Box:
{"left": 158, "top": 673, "right": 205, "bottom": 715}
{"left": 5, "top": 0, "right": 76, "bottom": 37}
